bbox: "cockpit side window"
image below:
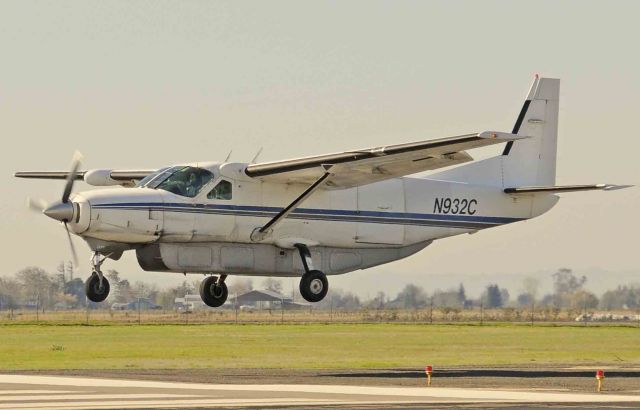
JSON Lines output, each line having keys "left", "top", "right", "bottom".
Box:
{"left": 154, "top": 167, "right": 214, "bottom": 198}
{"left": 207, "top": 180, "right": 232, "bottom": 200}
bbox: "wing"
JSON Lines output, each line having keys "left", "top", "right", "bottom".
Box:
{"left": 14, "top": 170, "right": 154, "bottom": 187}
{"left": 245, "top": 131, "right": 526, "bottom": 189}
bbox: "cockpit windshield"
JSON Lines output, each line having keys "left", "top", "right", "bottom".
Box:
{"left": 138, "top": 166, "right": 214, "bottom": 198}
{"left": 136, "top": 167, "right": 170, "bottom": 188}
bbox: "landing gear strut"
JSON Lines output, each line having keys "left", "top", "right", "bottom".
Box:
{"left": 295, "top": 244, "right": 328, "bottom": 303}
{"left": 199, "top": 274, "right": 228, "bottom": 308}
{"left": 85, "top": 252, "right": 110, "bottom": 303}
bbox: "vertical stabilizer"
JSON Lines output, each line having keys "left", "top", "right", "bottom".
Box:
{"left": 428, "top": 76, "right": 560, "bottom": 188}
{"left": 502, "top": 76, "right": 560, "bottom": 187}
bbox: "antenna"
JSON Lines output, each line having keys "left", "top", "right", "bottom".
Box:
{"left": 224, "top": 150, "right": 233, "bottom": 162}
{"left": 250, "top": 147, "right": 263, "bottom": 164}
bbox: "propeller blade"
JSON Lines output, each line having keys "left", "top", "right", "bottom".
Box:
{"left": 27, "top": 197, "right": 48, "bottom": 213}
{"left": 63, "top": 222, "right": 79, "bottom": 267}
{"left": 62, "top": 150, "right": 83, "bottom": 204}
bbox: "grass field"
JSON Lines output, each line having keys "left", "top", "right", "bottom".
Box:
{"left": 1, "top": 323, "right": 639, "bottom": 370}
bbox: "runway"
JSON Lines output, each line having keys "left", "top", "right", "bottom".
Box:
{"left": 1, "top": 374, "right": 640, "bottom": 409}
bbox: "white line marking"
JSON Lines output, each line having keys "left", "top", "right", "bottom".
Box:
{"left": 0, "top": 393, "right": 198, "bottom": 402}
{"left": 0, "top": 391, "right": 75, "bottom": 395}
{"left": 0, "top": 398, "right": 333, "bottom": 410}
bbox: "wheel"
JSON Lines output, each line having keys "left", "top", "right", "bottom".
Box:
{"left": 85, "top": 272, "right": 110, "bottom": 303}
{"left": 199, "top": 276, "right": 228, "bottom": 308}
{"left": 299, "top": 270, "right": 328, "bottom": 303}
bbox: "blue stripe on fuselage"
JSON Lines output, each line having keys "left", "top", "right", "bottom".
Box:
{"left": 91, "top": 202, "right": 525, "bottom": 229}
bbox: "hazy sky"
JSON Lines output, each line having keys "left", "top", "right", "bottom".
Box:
{"left": 1, "top": 1, "right": 638, "bottom": 297}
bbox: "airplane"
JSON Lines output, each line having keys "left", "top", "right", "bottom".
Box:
{"left": 15, "top": 76, "right": 630, "bottom": 307}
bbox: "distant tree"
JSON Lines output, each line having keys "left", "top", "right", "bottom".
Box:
{"left": 132, "top": 281, "right": 158, "bottom": 302}
{"left": 155, "top": 281, "right": 196, "bottom": 309}
{"left": 484, "top": 284, "right": 504, "bottom": 308}
{"left": 500, "top": 288, "right": 510, "bottom": 306}
{"left": 54, "top": 292, "right": 77, "bottom": 308}
{"left": 56, "top": 262, "right": 67, "bottom": 289}
{"left": 551, "top": 268, "right": 588, "bottom": 308}
{"left": 262, "top": 278, "right": 283, "bottom": 294}
{"left": 396, "top": 284, "right": 427, "bottom": 309}
{"left": 516, "top": 292, "right": 533, "bottom": 307}
{"left": 16, "top": 267, "right": 55, "bottom": 310}
{"left": 175, "top": 280, "right": 195, "bottom": 297}
{"left": 457, "top": 283, "right": 467, "bottom": 305}
{"left": 64, "top": 278, "right": 85, "bottom": 307}
{"left": 600, "top": 285, "right": 640, "bottom": 310}
{"left": 229, "top": 278, "right": 253, "bottom": 295}
{"left": 570, "top": 289, "right": 599, "bottom": 310}
{"left": 329, "top": 289, "right": 361, "bottom": 310}
{"left": 432, "top": 289, "right": 463, "bottom": 308}
{"left": 106, "top": 270, "right": 133, "bottom": 303}
{"left": 66, "top": 261, "right": 74, "bottom": 281}
{"left": 367, "top": 291, "right": 386, "bottom": 309}
{"left": 0, "top": 277, "right": 22, "bottom": 309}
{"left": 105, "top": 269, "right": 121, "bottom": 284}
{"left": 539, "top": 293, "right": 554, "bottom": 307}
{"left": 553, "top": 268, "right": 586, "bottom": 295}
{"left": 521, "top": 276, "right": 540, "bottom": 303}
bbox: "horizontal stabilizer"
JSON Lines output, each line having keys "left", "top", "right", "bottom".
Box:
{"left": 504, "top": 184, "right": 633, "bottom": 195}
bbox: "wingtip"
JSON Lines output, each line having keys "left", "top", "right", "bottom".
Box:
{"left": 603, "top": 184, "right": 634, "bottom": 191}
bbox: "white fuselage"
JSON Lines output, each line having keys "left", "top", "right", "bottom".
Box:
{"left": 68, "top": 162, "right": 557, "bottom": 276}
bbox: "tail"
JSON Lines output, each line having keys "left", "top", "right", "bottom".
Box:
{"left": 502, "top": 76, "right": 559, "bottom": 187}
{"left": 430, "top": 76, "right": 560, "bottom": 187}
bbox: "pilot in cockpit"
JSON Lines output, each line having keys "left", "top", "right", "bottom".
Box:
{"left": 184, "top": 172, "right": 199, "bottom": 197}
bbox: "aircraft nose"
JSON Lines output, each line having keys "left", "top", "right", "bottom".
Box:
{"left": 43, "top": 201, "right": 75, "bottom": 222}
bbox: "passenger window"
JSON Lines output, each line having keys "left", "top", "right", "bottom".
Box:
{"left": 207, "top": 180, "right": 232, "bottom": 200}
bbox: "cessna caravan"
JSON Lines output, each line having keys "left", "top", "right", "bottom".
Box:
{"left": 16, "top": 77, "right": 629, "bottom": 307}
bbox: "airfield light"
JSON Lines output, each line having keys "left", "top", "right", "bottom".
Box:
{"left": 596, "top": 370, "right": 605, "bottom": 392}
{"left": 425, "top": 365, "right": 433, "bottom": 386}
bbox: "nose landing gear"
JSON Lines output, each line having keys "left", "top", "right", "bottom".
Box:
{"left": 295, "top": 244, "right": 328, "bottom": 303}
{"left": 85, "top": 252, "right": 111, "bottom": 303}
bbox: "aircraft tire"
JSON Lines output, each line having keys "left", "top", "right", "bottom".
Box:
{"left": 299, "top": 270, "right": 328, "bottom": 303}
{"left": 199, "top": 276, "right": 228, "bottom": 308}
{"left": 85, "top": 272, "right": 110, "bottom": 303}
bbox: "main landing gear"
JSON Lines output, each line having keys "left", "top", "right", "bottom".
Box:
{"left": 295, "top": 244, "right": 328, "bottom": 303}
{"left": 200, "top": 274, "right": 228, "bottom": 307}
{"left": 85, "top": 252, "right": 110, "bottom": 303}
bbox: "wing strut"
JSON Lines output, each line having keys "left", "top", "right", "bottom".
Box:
{"left": 250, "top": 165, "right": 333, "bottom": 242}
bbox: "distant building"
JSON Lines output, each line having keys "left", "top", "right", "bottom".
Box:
{"left": 111, "top": 298, "right": 161, "bottom": 311}
{"left": 173, "top": 289, "right": 308, "bottom": 311}
{"left": 230, "top": 290, "right": 308, "bottom": 310}
{"left": 174, "top": 294, "right": 210, "bottom": 311}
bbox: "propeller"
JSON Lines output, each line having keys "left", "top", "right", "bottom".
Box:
{"left": 63, "top": 222, "right": 79, "bottom": 267}
{"left": 27, "top": 197, "right": 48, "bottom": 212}
{"left": 62, "top": 150, "right": 82, "bottom": 204}
{"left": 26, "top": 151, "right": 83, "bottom": 267}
